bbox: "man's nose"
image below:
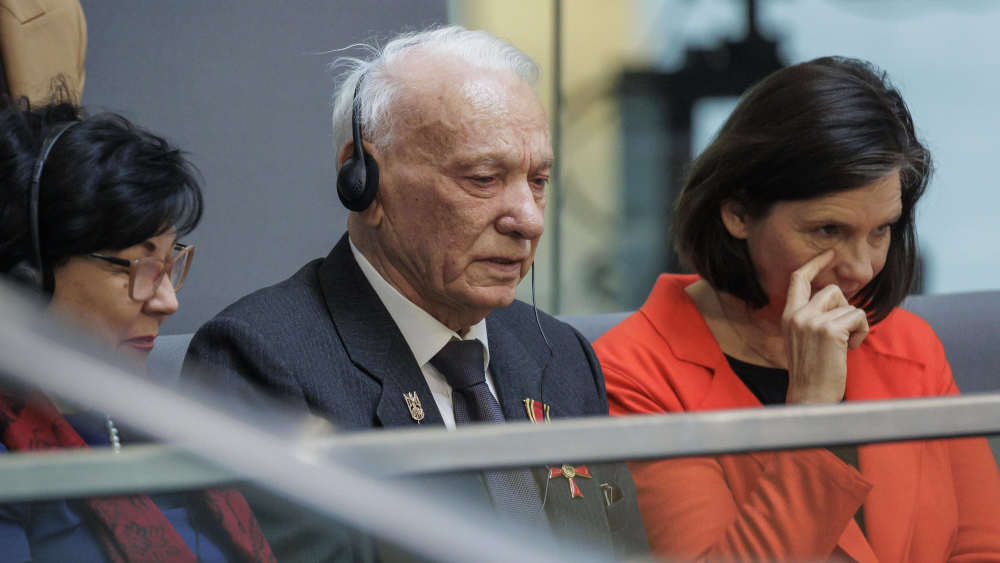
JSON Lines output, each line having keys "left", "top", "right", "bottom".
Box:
{"left": 496, "top": 178, "right": 545, "bottom": 239}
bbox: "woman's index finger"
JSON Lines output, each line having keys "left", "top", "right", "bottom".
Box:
{"left": 784, "top": 249, "right": 836, "bottom": 312}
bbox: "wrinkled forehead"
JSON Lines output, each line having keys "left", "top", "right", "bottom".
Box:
{"left": 385, "top": 53, "right": 550, "bottom": 153}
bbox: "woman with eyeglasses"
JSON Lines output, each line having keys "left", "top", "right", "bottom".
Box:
{"left": 0, "top": 99, "right": 276, "bottom": 562}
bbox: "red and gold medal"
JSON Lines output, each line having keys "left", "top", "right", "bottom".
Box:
{"left": 523, "top": 398, "right": 591, "bottom": 499}
{"left": 548, "top": 464, "right": 592, "bottom": 498}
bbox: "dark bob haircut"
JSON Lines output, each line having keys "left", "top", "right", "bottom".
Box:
{"left": 673, "top": 56, "right": 931, "bottom": 325}
{"left": 0, "top": 99, "right": 203, "bottom": 294}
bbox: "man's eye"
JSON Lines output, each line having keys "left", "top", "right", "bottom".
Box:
{"left": 531, "top": 177, "right": 549, "bottom": 190}
{"left": 469, "top": 176, "right": 496, "bottom": 184}
{"left": 873, "top": 223, "right": 892, "bottom": 236}
{"left": 816, "top": 225, "right": 840, "bottom": 236}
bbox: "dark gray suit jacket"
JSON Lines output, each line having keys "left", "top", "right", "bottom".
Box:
{"left": 183, "top": 234, "right": 647, "bottom": 561}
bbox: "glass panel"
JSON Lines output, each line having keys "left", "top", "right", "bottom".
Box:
{"left": 454, "top": 1, "right": 1000, "bottom": 313}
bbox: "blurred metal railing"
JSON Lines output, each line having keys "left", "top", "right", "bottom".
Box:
{"left": 2, "top": 393, "right": 999, "bottom": 501}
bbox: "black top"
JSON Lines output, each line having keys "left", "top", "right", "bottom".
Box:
{"left": 724, "top": 355, "right": 789, "bottom": 406}
{"left": 725, "top": 354, "right": 866, "bottom": 535}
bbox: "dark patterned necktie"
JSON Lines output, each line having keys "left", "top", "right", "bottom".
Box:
{"left": 431, "top": 339, "right": 546, "bottom": 521}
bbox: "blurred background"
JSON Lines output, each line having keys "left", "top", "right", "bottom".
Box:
{"left": 77, "top": 0, "right": 1000, "bottom": 334}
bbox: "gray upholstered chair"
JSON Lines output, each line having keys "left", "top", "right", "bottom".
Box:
{"left": 153, "top": 291, "right": 999, "bottom": 394}
{"left": 901, "top": 291, "right": 999, "bottom": 394}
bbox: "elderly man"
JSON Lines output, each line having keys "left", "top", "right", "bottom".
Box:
{"left": 184, "top": 26, "right": 647, "bottom": 559}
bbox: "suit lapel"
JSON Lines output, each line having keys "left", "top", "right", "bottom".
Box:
{"left": 317, "top": 235, "right": 443, "bottom": 427}
{"left": 485, "top": 315, "right": 549, "bottom": 421}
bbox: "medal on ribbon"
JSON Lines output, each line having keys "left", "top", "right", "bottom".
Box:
{"left": 549, "top": 464, "right": 592, "bottom": 499}
{"left": 523, "top": 398, "right": 550, "bottom": 423}
{"left": 523, "top": 398, "right": 591, "bottom": 499}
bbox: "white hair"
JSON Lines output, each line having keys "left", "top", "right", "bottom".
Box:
{"left": 330, "top": 25, "right": 539, "bottom": 155}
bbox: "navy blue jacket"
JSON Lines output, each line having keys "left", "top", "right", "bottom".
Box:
{"left": 183, "top": 234, "right": 647, "bottom": 561}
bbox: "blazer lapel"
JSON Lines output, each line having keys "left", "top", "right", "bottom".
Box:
{"left": 485, "top": 315, "right": 549, "bottom": 422}
{"left": 317, "top": 235, "right": 443, "bottom": 428}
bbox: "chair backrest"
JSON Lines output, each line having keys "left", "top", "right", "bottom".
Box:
{"left": 151, "top": 291, "right": 999, "bottom": 393}
{"left": 901, "top": 291, "right": 999, "bottom": 394}
{"left": 558, "top": 312, "right": 631, "bottom": 344}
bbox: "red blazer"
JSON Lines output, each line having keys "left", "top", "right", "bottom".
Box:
{"left": 594, "top": 274, "right": 1000, "bottom": 562}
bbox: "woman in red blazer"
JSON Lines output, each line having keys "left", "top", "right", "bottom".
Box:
{"left": 594, "top": 57, "right": 1000, "bottom": 562}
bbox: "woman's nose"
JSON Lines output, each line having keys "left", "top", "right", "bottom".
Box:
{"left": 834, "top": 241, "right": 875, "bottom": 290}
{"left": 144, "top": 276, "right": 179, "bottom": 316}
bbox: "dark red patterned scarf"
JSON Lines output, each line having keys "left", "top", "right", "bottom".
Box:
{"left": 0, "top": 390, "right": 277, "bottom": 563}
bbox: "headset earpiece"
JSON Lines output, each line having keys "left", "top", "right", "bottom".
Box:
{"left": 336, "top": 74, "right": 379, "bottom": 212}
{"left": 17, "top": 121, "right": 81, "bottom": 294}
{"left": 6, "top": 260, "right": 44, "bottom": 289}
{"left": 337, "top": 150, "right": 379, "bottom": 212}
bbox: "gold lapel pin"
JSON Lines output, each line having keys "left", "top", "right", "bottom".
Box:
{"left": 403, "top": 391, "right": 425, "bottom": 423}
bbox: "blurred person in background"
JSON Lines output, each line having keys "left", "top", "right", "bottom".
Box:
{"left": 0, "top": 0, "right": 86, "bottom": 104}
{"left": 0, "top": 97, "right": 275, "bottom": 562}
{"left": 595, "top": 57, "right": 1000, "bottom": 561}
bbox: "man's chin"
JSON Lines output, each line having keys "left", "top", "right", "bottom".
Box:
{"left": 463, "top": 287, "right": 519, "bottom": 313}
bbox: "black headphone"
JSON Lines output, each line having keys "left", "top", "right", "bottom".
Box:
{"left": 336, "top": 75, "right": 379, "bottom": 211}
{"left": 8, "top": 121, "right": 82, "bottom": 293}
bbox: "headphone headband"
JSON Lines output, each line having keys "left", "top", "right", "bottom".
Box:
{"left": 29, "top": 121, "right": 82, "bottom": 286}
{"left": 350, "top": 75, "right": 366, "bottom": 175}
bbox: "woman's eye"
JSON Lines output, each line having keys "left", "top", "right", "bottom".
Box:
{"left": 873, "top": 223, "right": 892, "bottom": 236}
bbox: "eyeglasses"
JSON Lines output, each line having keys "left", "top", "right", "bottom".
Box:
{"left": 88, "top": 243, "right": 195, "bottom": 301}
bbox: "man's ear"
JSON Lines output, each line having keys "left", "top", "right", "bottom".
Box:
{"left": 720, "top": 200, "right": 750, "bottom": 239}
{"left": 361, "top": 193, "right": 384, "bottom": 227}
{"left": 337, "top": 142, "right": 355, "bottom": 168}
{"left": 338, "top": 140, "right": 378, "bottom": 167}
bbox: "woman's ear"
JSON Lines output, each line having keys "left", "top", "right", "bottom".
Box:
{"left": 720, "top": 200, "right": 750, "bottom": 239}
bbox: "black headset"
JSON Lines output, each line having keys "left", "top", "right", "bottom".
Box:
{"left": 336, "top": 75, "right": 379, "bottom": 212}
{"left": 8, "top": 121, "right": 82, "bottom": 293}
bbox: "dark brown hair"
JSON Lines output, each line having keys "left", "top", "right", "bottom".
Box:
{"left": 674, "top": 56, "right": 931, "bottom": 324}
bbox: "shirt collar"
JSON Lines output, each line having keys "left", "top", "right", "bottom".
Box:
{"left": 349, "top": 237, "right": 490, "bottom": 371}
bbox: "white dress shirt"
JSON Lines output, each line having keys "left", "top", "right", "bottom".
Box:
{"left": 349, "top": 239, "right": 499, "bottom": 429}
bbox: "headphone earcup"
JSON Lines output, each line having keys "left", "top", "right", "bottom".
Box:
{"left": 6, "top": 260, "right": 44, "bottom": 293}
{"left": 337, "top": 150, "right": 379, "bottom": 212}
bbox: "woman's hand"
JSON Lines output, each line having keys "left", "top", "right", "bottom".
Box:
{"left": 782, "top": 250, "right": 870, "bottom": 404}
